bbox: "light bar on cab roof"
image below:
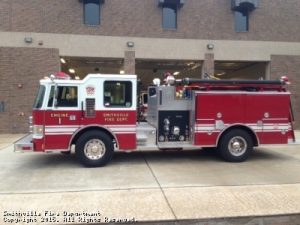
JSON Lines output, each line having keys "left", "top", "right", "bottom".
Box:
{"left": 49, "top": 72, "right": 71, "bottom": 80}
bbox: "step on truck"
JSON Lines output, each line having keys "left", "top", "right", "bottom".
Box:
{"left": 15, "top": 72, "right": 296, "bottom": 167}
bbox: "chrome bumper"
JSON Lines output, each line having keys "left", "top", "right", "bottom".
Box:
{"left": 14, "top": 134, "right": 34, "bottom": 152}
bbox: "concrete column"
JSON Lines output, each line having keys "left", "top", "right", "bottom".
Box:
{"left": 202, "top": 53, "right": 215, "bottom": 78}
{"left": 124, "top": 51, "right": 135, "bottom": 74}
{"left": 265, "top": 62, "right": 271, "bottom": 79}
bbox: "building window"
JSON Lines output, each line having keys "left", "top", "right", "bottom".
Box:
{"left": 231, "top": 0, "right": 258, "bottom": 33}
{"left": 235, "top": 9, "right": 249, "bottom": 32}
{"left": 104, "top": 81, "right": 132, "bottom": 108}
{"left": 162, "top": 3, "right": 177, "bottom": 29}
{"left": 84, "top": 0, "right": 101, "bottom": 25}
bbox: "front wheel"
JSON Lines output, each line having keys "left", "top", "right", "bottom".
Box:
{"left": 75, "top": 131, "right": 114, "bottom": 167}
{"left": 218, "top": 129, "right": 253, "bottom": 162}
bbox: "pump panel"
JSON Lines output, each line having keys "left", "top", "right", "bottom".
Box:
{"left": 158, "top": 110, "right": 189, "bottom": 142}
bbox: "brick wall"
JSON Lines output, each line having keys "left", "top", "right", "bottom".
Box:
{"left": 0, "top": 47, "right": 59, "bottom": 133}
{"left": 271, "top": 55, "right": 300, "bottom": 129}
{"left": 0, "top": 0, "right": 300, "bottom": 42}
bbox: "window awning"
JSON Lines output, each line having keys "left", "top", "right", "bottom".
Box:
{"left": 231, "top": 0, "right": 259, "bottom": 11}
{"left": 158, "top": 0, "right": 185, "bottom": 8}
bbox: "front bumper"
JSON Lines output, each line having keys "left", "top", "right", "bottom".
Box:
{"left": 14, "top": 134, "right": 34, "bottom": 152}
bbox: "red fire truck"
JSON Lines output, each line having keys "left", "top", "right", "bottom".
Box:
{"left": 15, "top": 73, "right": 296, "bottom": 167}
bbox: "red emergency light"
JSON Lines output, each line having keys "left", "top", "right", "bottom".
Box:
{"left": 281, "top": 76, "right": 290, "bottom": 85}
{"left": 22, "top": 146, "right": 32, "bottom": 151}
{"left": 50, "top": 72, "right": 71, "bottom": 80}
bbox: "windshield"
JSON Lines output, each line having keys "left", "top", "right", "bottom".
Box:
{"left": 33, "top": 85, "right": 46, "bottom": 109}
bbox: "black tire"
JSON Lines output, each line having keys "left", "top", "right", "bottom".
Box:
{"left": 75, "top": 131, "right": 114, "bottom": 167}
{"left": 218, "top": 129, "right": 253, "bottom": 162}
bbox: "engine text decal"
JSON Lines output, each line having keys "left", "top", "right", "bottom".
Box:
{"left": 50, "top": 113, "right": 69, "bottom": 118}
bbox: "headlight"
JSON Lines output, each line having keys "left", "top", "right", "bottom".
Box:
{"left": 33, "top": 125, "right": 44, "bottom": 139}
{"left": 29, "top": 125, "right": 33, "bottom": 133}
{"left": 29, "top": 116, "right": 33, "bottom": 125}
{"left": 29, "top": 116, "right": 33, "bottom": 133}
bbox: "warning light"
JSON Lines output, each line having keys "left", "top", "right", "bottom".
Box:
{"left": 50, "top": 72, "right": 71, "bottom": 80}
{"left": 281, "top": 76, "right": 290, "bottom": 85}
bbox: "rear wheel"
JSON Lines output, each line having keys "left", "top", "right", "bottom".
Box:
{"left": 75, "top": 131, "right": 114, "bottom": 167}
{"left": 218, "top": 129, "right": 253, "bottom": 162}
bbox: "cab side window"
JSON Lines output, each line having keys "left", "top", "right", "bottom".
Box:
{"left": 57, "top": 86, "right": 78, "bottom": 107}
{"left": 50, "top": 86, "right": 78, "bottom": 107}
{"left": 104, "top": 81, "right": 132, "bottom": 108}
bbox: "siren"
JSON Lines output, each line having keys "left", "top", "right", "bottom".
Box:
{"left": 153, "top": 78, "right": 161, "bottom": 86}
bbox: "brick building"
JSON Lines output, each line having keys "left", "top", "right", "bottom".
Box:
{"left": 0, "top": 0, "right": 300, "bottom": 133}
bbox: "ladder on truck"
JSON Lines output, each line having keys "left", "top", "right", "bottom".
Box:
{"left": 179, "top": 77, "right": 289, "bottom": 92}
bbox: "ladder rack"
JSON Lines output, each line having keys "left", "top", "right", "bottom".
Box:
{"left": 178, "top": 78, "right": 288, "bottom": 92}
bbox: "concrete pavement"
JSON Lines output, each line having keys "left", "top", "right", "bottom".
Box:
{"left": 0, "top": 132, "right": 300, "bottom": 224}
{"left": 0, "top": 134, "right": 24, "bottom": 150}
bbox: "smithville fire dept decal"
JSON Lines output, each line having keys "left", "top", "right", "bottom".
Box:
{"left": 103, "top": 113, "right": 129, "bottom": 122}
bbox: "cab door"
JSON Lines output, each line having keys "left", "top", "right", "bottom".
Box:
{"left": 79, "top": 79, "right": 137, "bottom": 150}
{"left": 101, "top": 80, "right": 137, "bottom": 150}
{"left": 44, "top": 85, "right": 81, "bottom": 150}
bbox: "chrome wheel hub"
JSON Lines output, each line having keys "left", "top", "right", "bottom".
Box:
{"left": 228, "top": 136, "right": 247, "bottom": 156}
{"left": 84, "top": 139, "right": 106, "bottom": 160}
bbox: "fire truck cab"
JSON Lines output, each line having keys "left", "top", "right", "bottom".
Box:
{"left": 15, "top": 73, "right": 296, "bottom": 167}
